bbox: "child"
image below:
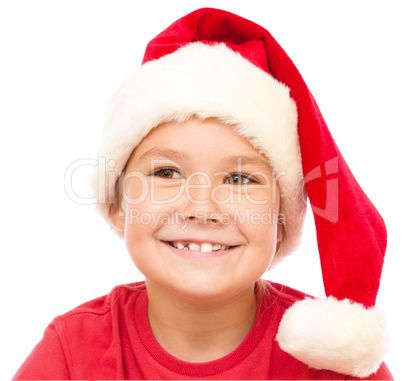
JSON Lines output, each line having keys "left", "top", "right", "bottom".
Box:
{"left": 13, "top": 8, "right": 392, "bottom": 380}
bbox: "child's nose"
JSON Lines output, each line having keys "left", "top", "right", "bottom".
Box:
{"left": 177, "top": 175, "right": 225, "bottom": 223}
{"left": 185, "top": 174, "right": 213, "bottom": 206}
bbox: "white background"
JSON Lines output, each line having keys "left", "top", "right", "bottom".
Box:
{"left": 1, "top": 1, "right": 401, "bottom": 379}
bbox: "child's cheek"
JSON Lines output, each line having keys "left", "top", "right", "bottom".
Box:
{"left": 122, "top": 172, "right": 148, "bottom": 203}
{"left": 123, "top": 175, "right": 183, "bottom": 206}
{"left": 148, "top": 180, "right": 186, "bottom": 205}
{"left": 212, "top": 186, "right": 277, "bottom": 211}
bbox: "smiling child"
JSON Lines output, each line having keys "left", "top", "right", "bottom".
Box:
{"left": 13, "top": 8, "right": 392, "bottom": 380}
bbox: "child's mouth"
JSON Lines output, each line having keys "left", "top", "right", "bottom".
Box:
{"left": 167, "top": 241, "right": 234, "bottom": 253}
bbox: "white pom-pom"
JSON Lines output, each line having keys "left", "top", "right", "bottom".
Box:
{"left": 276, "top": 297, "right": 389, "bottom": 378}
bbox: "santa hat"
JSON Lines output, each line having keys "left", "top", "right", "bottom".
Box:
{"left": 91, "top": 8, "right": 389, "bottom": 377}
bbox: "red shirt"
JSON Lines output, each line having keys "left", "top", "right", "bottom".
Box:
{"left": 13, "top": 281, "right": 392, "bottom": 380}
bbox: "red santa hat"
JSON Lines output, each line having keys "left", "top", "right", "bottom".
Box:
{"left": 91, "top": 8, "right": 389, "bottom": 377}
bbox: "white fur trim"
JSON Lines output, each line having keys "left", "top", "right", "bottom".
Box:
{"left": 91, "top": 42, "right": 304, "bottom": 261}
{"left": 276, "top": 297, "right": 390, "bottom": 378}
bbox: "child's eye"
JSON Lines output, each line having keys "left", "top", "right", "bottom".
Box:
{"left": 225, "top": 173, "right": 256, "bottom": 185}
{"left": 152, "top": 168, "right": 182, "bottom": 179}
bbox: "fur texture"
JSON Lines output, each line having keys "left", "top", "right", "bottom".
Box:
{"left": 275, "top": 296, "right": 390, "bottom": 377}
{"left": 91, "top": 43, "right": 304, "bottom": 263}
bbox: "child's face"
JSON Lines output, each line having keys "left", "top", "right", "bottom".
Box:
{"left": 114, "top": 118, "right": 282, "bottom": 303}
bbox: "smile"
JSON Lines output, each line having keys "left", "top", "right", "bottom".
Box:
{"left": 168, "top": 241, "right": 234, "bottom": 252}
{"left": 162, "top": 240, "right": 237, "bottom": 258}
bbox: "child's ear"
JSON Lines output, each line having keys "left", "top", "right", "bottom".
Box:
{"left": 276, "top": 224, "right": 283, "bottom": 243}
{"left": 274, "top": 225, "right": 284, "bottom": 257}
{"left": 111, "top": 201, "right": 125, "bottom": 232}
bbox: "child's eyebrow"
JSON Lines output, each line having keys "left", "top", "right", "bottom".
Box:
{"left": 137, "top": 148, "right": 189, "bottom": 163}
{"left": 136, "top": 148, "right": 271, "bottom": 170}
{"left": 225, "top": 155, "right": 271, "bottom": 170}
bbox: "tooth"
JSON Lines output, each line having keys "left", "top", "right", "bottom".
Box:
{"left": 172, "top": 241, "right": 230, "bottom": 252}
{"left": 201, "top": 243, "right": 213, "bottom": 253}
{"left": 189, "top": 243, "right": 201, "bottom": 251}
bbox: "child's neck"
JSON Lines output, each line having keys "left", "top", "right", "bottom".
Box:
{"left": 146, "top": 280, "right": 258, "bottom": 363}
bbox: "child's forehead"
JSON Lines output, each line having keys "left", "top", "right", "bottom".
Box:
{"left": 143, "top": 116, "right": 234, "bottom": 139}
{"left": 129, "top": 117, "right": 270, "bottom": 166}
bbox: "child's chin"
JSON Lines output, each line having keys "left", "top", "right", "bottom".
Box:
{"left": 171, "top": 278, "right": 251, "bottom": 304}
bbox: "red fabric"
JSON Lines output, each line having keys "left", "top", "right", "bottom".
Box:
{"left": 13, "top": 281, "right": 392, "bottom": 380}
{"left": 142, "top": 7, "right": 387, "bottom": 308}
{"left": 142, "top": 8, "right": 270, "bottom": 73}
